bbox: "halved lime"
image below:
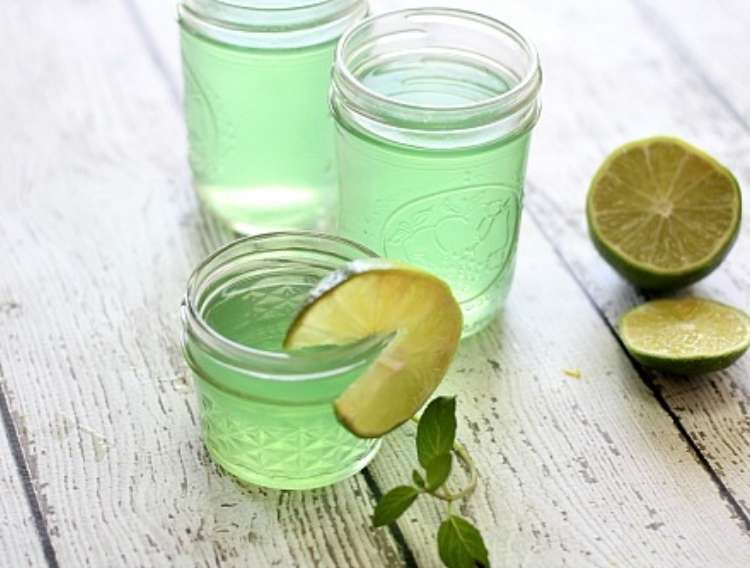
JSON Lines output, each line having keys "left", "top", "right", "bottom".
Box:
{"left": 587, "top": 137, "right": 741, "bottom": 290}
{"left": 284, "top": 259, "right": 462, "bottom": 438}
{"left": 619, "top": 298, "right": 750, "bottom": 375}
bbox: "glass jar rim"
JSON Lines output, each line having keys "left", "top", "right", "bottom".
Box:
{"left": 181, "top": 0, "right": 361, "bottom": 21}
{"left": 182, "top": 231, "right": 389, "bottom": 379}
{"left": 332, "top": 8, "right": 542, "bottom": 131}
{"left": 179, "top": 0, "right": 368, "bottom": 48}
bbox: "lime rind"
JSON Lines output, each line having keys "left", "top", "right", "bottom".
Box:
{"left": 623, "top": 345, "right": 748, "bottom": 376}
{"left": 586, "top": 136, "right": 742, "bottom": 290}
{"left": 284, "top": 259, "right": 463, "bottom": 438}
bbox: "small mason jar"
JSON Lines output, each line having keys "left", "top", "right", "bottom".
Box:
{"left": 178, "top": 1, "right": 368, "bottom": 235}
{"left": 180, "top": 232, "right": 383, "bottom": 489}
{"left": 331, "top": 8, "right": 542, "bottom": 336}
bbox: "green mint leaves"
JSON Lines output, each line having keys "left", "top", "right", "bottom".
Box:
{"left": 372, "top": 486, "right": 420, "bottom": 527}
{"left": 370, "top": 396, "right": 490, "bottom": 568}
{"left": 438, "top": 516, "right": 490, "bottom": 568}
{"left": 425, "top": 453, "right": 452, "bottom": 491}
{"left": 417, "top": 396, "right": 457, "bottom": 467}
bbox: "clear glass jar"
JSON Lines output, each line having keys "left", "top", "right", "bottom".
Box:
{"left": 179, "top": 1, "right": 368, "bottom": 235}
{"left": 330, "top": 8, "right": 542, "bottom": 336}
{"left": 180, "top": 232, "right": 384, "bottom": 489}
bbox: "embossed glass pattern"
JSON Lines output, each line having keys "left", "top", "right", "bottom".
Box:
{"left": 178, "top": 1, "right": 368, "bottom": 235}
{"left": 331, "top": 9, "right": 542, "bottom": 336}
{"left": 180, "top": 233, "right": 383, "bottom": 489}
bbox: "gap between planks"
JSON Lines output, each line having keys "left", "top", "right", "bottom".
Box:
{"left": 0, "top": 364, "right": 60, "bottom": 568}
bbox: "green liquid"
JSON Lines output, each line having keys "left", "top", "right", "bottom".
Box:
{"left": 336, "top": 54, "right": 532, "bottom": 335}
{"left": 180, "top": 27, "right": 338, "bottom": 234}
{"left": 186, "top": 271, "right": 379, "bottom": 490}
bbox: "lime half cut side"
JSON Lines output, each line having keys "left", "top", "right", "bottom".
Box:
{"left": 587, "top": 137, "right": 741, "bottom": 290}
{"left": 619, "top": 298, "right": 750, "bottom": 375}
{"left": 284, "top": 259, "right": 463, "bottom": 438}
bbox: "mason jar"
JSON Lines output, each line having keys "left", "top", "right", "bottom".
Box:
{"left": 331, "top": 8, "right": 542, "bottom": 336}
{"left": 180, "top": 232, "right": 384, "bottom": 489}
{"left": 178, "top": 1, "right": 368, "bottom": 235}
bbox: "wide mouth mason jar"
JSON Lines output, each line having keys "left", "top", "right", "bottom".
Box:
{"left": 180, "top": 232, "right": 384, "bottom": 490}
{"left": 178, "top": 1, "right": 368, "bottom": 236}
{"left": 330, "top": 8, "right": 542, "bottom": 337}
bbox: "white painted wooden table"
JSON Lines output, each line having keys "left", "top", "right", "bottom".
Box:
{"left": 2, "top": 1, "right": 749, "bottom": 566}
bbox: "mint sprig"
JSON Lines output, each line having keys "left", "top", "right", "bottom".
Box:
{"left": 371, "top": 396, "right": 489, "bottom": 568}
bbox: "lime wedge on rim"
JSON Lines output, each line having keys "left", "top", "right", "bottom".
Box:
{"left": 619, "top": 297, "right": 750, "bottom": 375}
{"left": 587, "top": 137, "right": 741, "bottom": 290}
{"left": 284, "top": 259, "right": 463, "bottom": 438}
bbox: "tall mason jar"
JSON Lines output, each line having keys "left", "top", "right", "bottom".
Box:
{"left": 331, "top": 8, "right": 542, "bottom": 336}
{"left": 179, "top": 0, "right": 368, "bottom": 235}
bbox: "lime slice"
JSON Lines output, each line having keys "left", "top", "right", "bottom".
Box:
{"left": 284, "top": 259, "right": 463, "bottom": 438}
{"left": 587, "top": 137, "right": 741, "bottom": 290}
{"left": 619, "top": 298, "right": 750, "bottom": 375}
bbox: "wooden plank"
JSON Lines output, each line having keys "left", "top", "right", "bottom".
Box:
{"left": 0, "top": 2, "right": 405, "bottom": 566}
{"left": 634, "top": 0, "right": 750, "bottom": 131}
{"left": 484, "top": 0, "right": 750, "bottom": 520}
{"left": 122, "top": 0, "right": 183, "bottom": 101}
{"left": 126, "top": 0, "right": 750, "bottom": 566}
{"left": 0, "top": 414, "right": 47, "bottom": 567}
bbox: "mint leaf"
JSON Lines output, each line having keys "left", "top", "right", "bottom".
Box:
{"left": 425, "top": 453, "right": 452, "bottom": 491}
{"left": 437, "top": 516, "right": 490, "bottom": 568}
{"left": 412, "top": 470, "right": 425, "bottom": 489}
{"left": 417, "top": 396, "right": 457, "bottom": 468}
{"left": 372, "top": 486, "right": 420, "bottom": 527}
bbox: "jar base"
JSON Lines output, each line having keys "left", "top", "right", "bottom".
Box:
{"left": 206, "top": 439, "right": 381, "bottom": 490}
{"left": 196, "top": 183, "right": 335, "bottom": 237}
